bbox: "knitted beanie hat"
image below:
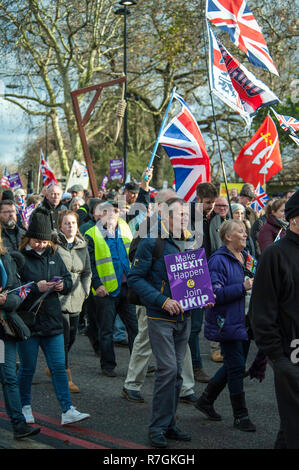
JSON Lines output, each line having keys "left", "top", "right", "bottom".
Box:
{"left": 285, "top": 190, "right": 299, "bottom": 222}
{"left": 231, "top": 203, "right": 245, "bottom": 214}
{"left": 25, "top": 207, "right": 52, "bottom": 241}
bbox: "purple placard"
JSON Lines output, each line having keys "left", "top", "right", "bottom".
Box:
{"left": 9, "top": 172, "right": 22, "bottom": 189}
{"left": 164, "top": 248, "right": 215, "bottom": 311}
{"left": 109, "top": 158, "right": 124, "bottom": 181}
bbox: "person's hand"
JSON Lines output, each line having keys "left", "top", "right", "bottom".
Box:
{"left": 141, "top": 167, "right": 153, "bottom": 191}
{"left": 37, "top": 280, "right": 52, "bottom": 292}
{"left": 243, "top": 278, "right": 253, "bottom": 291}
{"left": 163, "top": 299, "right": 184, "bottom": 316}
{"left": 53, "top": 281, "right": 64, "bottom": 292}
{"left": 95, "top": 285, "right": 109, "bottom": 297}
{"left": 0, "top": 289, "right": 7, "bottom": 306}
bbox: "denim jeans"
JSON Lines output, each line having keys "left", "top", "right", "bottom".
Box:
{"left": 17, "top": 334, "right": 72, "bottom": 413}
{"left": 211, "top": 339, "right": 250, "bottom": 395}
{"left": 62, "top": 313, "right": 80, "bottom": 369}
{"left": 188, "top": 308, "right": 204, "bottom": 369}
{"left": 113, "top": 314, "right": 127, "bottom": 342}
{"left": 94, "top": 284, "right": 138, "bottom": 371}
{"left": 0, "top": 339, "right": 27, "bottom": 431}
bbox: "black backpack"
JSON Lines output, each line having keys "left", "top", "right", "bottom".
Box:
{"left": 127, "top": 235, "right": 165, "bottom": 306}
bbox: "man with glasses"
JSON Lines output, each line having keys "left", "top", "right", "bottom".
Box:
{"left": 0, "top": 201, "right": 25, "bottom": 252}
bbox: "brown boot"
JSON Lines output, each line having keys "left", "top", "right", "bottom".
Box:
{"left": 66, "top": 369, "right": 80, "bottom": 393}
{"left": 45, "top": 367, "right": 51, "bottom": 378}
{"left": 193, "top": 368, "right": 210, "bottom": 383}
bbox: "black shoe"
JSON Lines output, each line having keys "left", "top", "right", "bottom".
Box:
{"left": 234, "top": 416, "right": 256, "bottom": 432}
{"left": 14, "top": 424, "right": 41, "bottom": 440}
{"left": 114, "top": 340, "right": 129, "bottom": 348}
{"left": 122, "top": 388, "right": 145, "bottom": 403}
{"left": 179, "top": 393, "right": 198, "bottom": 405}
{"left": 195, "top": 395, "right": 222, "bottom": 421}
{"left": 164, "top": 426, "right": 191, "bottom": 441}
{"left": 149, "top": 431, "right": 168, "bottom": 448}
{"left": 102, "top": 369, "right": 117, "bottom": 377}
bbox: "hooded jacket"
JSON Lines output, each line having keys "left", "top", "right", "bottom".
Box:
{"left": 55, "top": 231, "right": 91, "bottom": 314}
{"left": 204, "top": 245, "right": 248, "bottom": 342}
{"left": 19, "top": 245, "right": 72, "bottom": 336}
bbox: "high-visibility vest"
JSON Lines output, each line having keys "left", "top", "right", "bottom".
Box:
{"left": 86, "top": 218, "right": 132, "bottom": 295}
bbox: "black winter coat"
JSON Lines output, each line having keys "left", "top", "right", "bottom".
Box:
{"left": 0, "top": 252, "right": 22, "bottom": 341}
{"left": 250, "top": 230, "right": 299, "bottom": 362}
{"left": 19, "top": 245, "right": 72, "bottom": 336}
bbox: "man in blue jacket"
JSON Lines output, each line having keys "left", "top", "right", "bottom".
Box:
{"left": 127, "top": 197, "right": 194, "bottom": 448}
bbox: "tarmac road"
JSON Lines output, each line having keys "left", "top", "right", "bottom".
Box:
{"left": 0, "top": 328, "right": 280, "bottom": 453}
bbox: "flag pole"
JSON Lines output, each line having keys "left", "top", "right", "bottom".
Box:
{"left": 144, "top": 86, "right": 177, "bottom": 181}
{"left": 201, "top": 1, "right": 233, "bottom": 217}
{"left": 37, "top": 151, "right": 41, "bottom": 194}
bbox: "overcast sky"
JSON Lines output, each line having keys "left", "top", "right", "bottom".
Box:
{"left": 0, "top": 89, "right": 28, "bottom": 166}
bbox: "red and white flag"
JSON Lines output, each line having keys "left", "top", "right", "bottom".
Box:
{"left": 39, "top": 150, "right": 58, "bottom": 187}
{"left": 0, "top": 167, "right": 10, "bottom": 189}
{"left": 233, "top": 115, "right": 282, "bottom": 187}
{"left": 206, "top": 0, "right": 279, "bottom": 75}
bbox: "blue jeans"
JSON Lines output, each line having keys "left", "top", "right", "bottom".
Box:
{"left": 17, "top": 334, "right": 72, "bottom": 413}
{"left": 94, "top": 284, "right": 138, "bottom": 371}
{"left": 188, "top": 308, "right": 204, "bottom": 369}
{"left": 211, "top": 340, "right": 250, "bottom": 395}
{"left": 113, "top": 314, "right": 127, "bottom": 342}
{"left": 0, "top": 339, "right": 27, "bottom": 431}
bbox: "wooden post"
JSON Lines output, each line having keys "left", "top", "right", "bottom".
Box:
{"left": 71, "top": 77, "right": 126, "bottom": 197}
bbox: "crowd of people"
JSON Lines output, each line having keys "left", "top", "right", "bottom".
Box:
{"left": 0, "top": 171, "right": 298, "bottom": 449}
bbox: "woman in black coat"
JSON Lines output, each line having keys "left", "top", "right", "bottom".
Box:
{"left": 16, "top": 208, "right": 90, "bottom": 426}
{"left": 0, "top": 230, "right": 41, "bottom": 439}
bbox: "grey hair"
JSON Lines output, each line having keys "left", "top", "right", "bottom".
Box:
{"left": 219, "top": 219, "right": 244, "bottom": 244}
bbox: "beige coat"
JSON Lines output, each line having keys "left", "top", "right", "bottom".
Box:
{"left": 55, "top": 232, "right": 92, "bottom": 315}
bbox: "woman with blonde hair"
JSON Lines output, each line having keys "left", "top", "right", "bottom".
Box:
{"left": 54, "top": 210, "right": 91, "bottom": 393}
{"left": 195, "top": 220, "right": 256, "bottom": 432}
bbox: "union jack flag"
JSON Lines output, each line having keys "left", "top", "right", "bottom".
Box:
{"left": 0, "top": 167, "right": 10, "bottom": 189}
{"left": 40, "top": 150, "right": 58, "bottom": 187}
{"left": 159, "top": 94, "right": 211, "bottom": 202}
{"left": 271, "top": 107, "right": 299, "bottom": 140}
{"left": 250, "top": 183, "right": 269, "bottom": 212}
{"left": 16, "top": 282, "right": 33, "bottom": 300}
{"left": 206, "top": 0, "right": 279, "bottom": 76}
{"left": 16, "top": 195, "right": 26, "bottom": 226}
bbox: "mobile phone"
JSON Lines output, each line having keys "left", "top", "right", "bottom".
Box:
{"left": 49, "top": 276, "right": 63, "bottom": 283}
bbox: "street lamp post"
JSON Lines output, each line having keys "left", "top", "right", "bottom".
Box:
{"left": 115, "top": 0, "right": 137, "bottom": 182}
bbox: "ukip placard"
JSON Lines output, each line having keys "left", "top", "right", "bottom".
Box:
{"left": 164, "top": 248, "right": 214, "bottom": 311}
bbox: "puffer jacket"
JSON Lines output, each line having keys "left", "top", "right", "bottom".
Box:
{"left": 204, "top": 246, "right": 248, "bottom": 342}
{"left": 0, "top": 252, "right": 22, "bottom": 341}
{"left": 127, "top": 221, "right": 194, "bottom": 322}
{"left": 19, "top": 245, "right": 72, "bottom": 336}
{"left": 55, "top": 232, "right": 91, "bottom": 314}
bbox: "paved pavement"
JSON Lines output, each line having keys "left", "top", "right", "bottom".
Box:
{"left": 0, "top": 329, "right": 280, "bottom": 452}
